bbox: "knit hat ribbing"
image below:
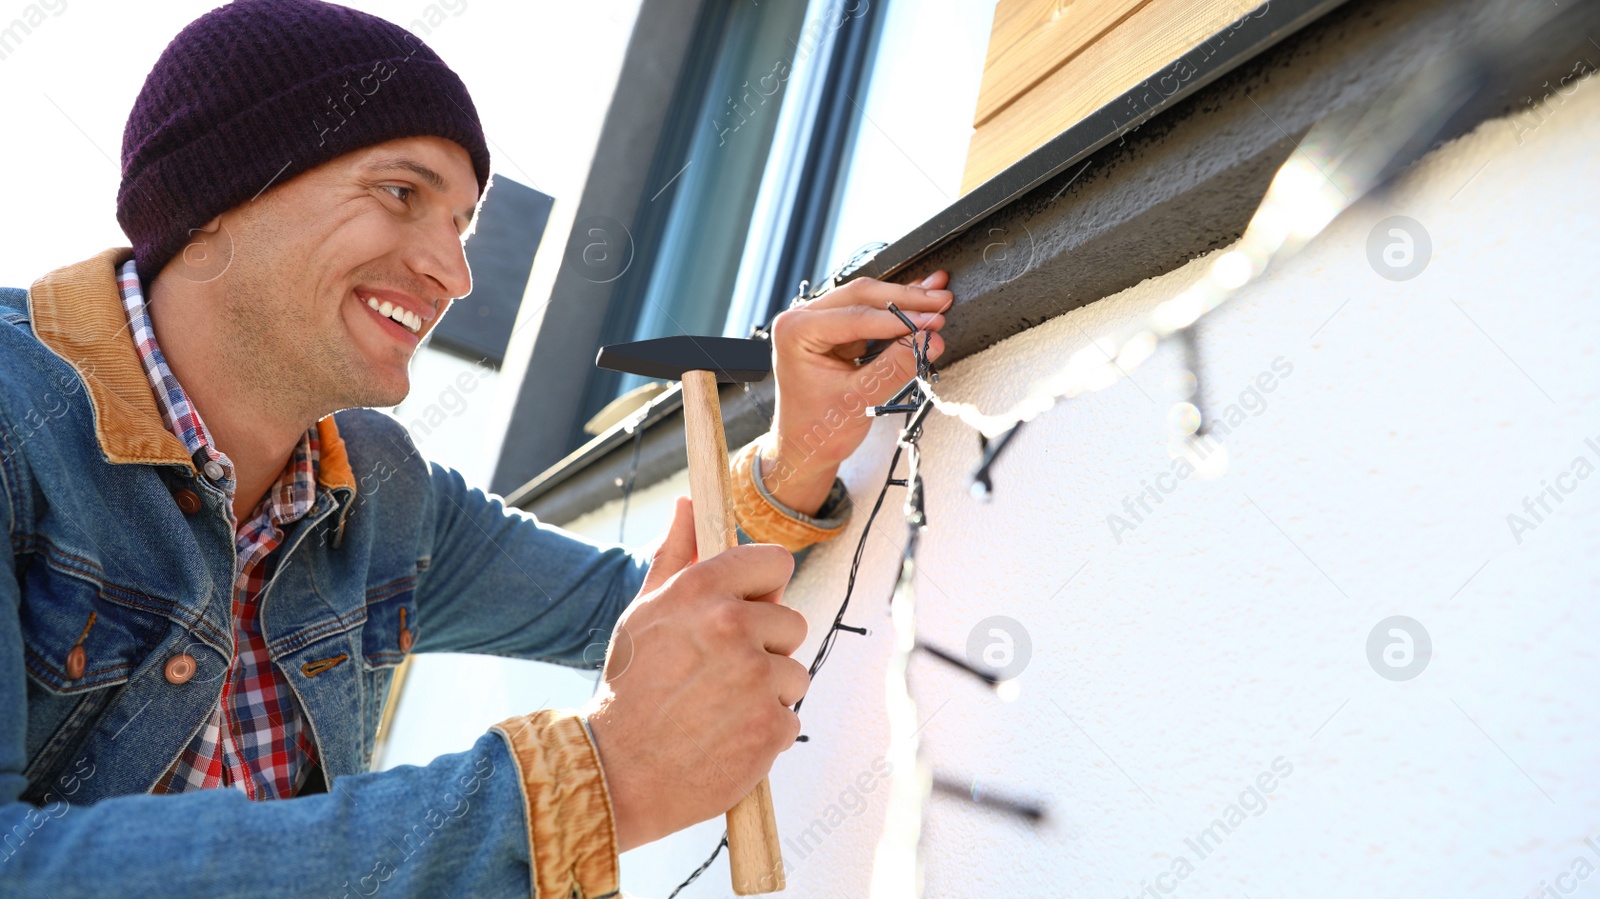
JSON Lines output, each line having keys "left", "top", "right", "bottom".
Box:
{"left": 117, "top": 0, "right": 492, "bottom": 286}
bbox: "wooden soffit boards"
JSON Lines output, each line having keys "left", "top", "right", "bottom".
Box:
{"left": 975, "top": 0, "right": 1151, "bottom": 127}
{"left": 964, "top": 0, "right": 1270, "bottom": 194}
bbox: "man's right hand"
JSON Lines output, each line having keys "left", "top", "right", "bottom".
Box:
{"left": 583, "top": 496, "right": 809, "bottom": 852}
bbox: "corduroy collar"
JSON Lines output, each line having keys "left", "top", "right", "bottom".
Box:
{"left": 25, "top": 248, "right": 357, "bottom": 494}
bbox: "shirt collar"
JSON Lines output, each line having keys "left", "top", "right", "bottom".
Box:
{"left": 116, "top": 258, "right": 320, "bottom": 525}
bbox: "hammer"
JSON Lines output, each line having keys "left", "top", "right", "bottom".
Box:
{"left": 596, "top": 334, "right": 785, "bottom": 895}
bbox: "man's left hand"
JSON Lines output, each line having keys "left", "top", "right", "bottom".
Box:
{"left": 760, "top": 271, "right": 952, "bottom": 514}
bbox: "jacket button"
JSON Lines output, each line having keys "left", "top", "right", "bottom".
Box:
{"left": 174, "top": 488, "right": 202, "bottom": 515}
{"left": 165, "top": 653, "right": 197, "bottom": 684}
{"left": 398, "top": 628, "right": 414, "bottom": 653}
{"left": 65, "top": 645, "right": 86, "bottom": 680}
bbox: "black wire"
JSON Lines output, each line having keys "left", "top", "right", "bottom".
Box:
{"left": 793, "top": 440, "right": 906, "bottom": 718}
{"left": 617, "top": 421, "right": 646, "bottom": 542}
{"left": 665, "top": 384, "right": 913, "bottom": 899}
{"left": 970, "top": 422, "right": 1023, "bottom": 499}
{"left": 668, "top": 314, "right": 930, "bottom": 896}
{"left": 916, "top": 640, "right": 1001, "bottom": 686}
{"left": 930, "top": 774, "right": 1047, "bottom": 824}
{"left": 666, "top": 832, "right": 728, "bottom": 899}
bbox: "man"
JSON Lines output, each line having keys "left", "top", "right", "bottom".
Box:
{"left": 0, "top": 1, "right": 951, "bottom": 895}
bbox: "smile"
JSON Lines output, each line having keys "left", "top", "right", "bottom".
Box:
{"left": 358, "top": 291, "right": 422, "bottom": 334}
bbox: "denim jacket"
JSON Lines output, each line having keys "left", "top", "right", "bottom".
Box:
{"left": 3, "top": 246, "right": 851, "bottom": 895}
{"left": 0, "top": 249, "right": 650, "bottom": 897}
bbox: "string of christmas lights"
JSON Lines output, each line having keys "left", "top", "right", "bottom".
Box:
{"left": 664, "top": 10, "right": 1526, "bottom": 889}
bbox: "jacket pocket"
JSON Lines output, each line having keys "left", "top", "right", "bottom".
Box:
{"left": 15, "top": 546, "right": 175, "bottom": 805}
{"left": 16, "top": 544, "right": 171, "bottom": 695}
{"left": 360, "top": 569, "right": 419, "bottom": 669}
{"left": 357, "top": 565, "right": 422, "bottom": 770}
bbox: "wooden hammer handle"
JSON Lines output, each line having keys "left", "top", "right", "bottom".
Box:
{"left": 680, "top": 371, "right": 786, "bottom": 895}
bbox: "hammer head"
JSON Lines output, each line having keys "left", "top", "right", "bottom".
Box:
{"left": 596, "top": 335, "right": 771, "bottom": 383}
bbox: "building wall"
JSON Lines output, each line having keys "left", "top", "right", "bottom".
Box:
{"left": 559, "top": 80, "right": 1600, "bottom": 897}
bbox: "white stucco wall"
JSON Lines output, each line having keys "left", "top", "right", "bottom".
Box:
{"left": 561, "top": 81, "right": 1600, "bottom": 897}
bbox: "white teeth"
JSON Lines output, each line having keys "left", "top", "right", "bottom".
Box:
{"left": 360, "top": 293, "right": 421, "bottom": 333}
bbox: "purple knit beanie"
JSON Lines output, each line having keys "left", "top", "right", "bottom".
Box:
{"left": 117, "top": 0, "right": 492, "bottom": 286}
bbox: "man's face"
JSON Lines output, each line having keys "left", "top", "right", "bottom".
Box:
{"left": 207, "top": 135, "right": 480, "bottom": 413}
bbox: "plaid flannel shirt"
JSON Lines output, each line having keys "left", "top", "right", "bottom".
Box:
{"left": 117, "top": 258, "right": 320, "bottom": 800}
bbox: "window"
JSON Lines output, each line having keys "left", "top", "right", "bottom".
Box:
{"left": 815, "top": 0, "right": 998, "bottom": 283}
{"left": 582, "top": 0, "right": 997, "bottom": 417}
{"left": 586, "top": 0, "right": 812, "bottom": 404}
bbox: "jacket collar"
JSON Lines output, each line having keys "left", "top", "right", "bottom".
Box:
{"left": 26, "top": 248, "right": 357, "bottom": 494}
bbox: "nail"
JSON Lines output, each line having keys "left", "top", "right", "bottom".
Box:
{"left": 920, "top": 273, "right": 939, "bottom": 287}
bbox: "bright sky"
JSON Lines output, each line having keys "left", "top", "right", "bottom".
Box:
{"left": 0, "top": 0, "right": 643, "bottom": 289}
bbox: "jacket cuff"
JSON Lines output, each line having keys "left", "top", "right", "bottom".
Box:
{"left": 729, "top": 436, "right": 851, "bottom": 552}
{"left": 490, "top": 710, "right": 620, "bottom": 899}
